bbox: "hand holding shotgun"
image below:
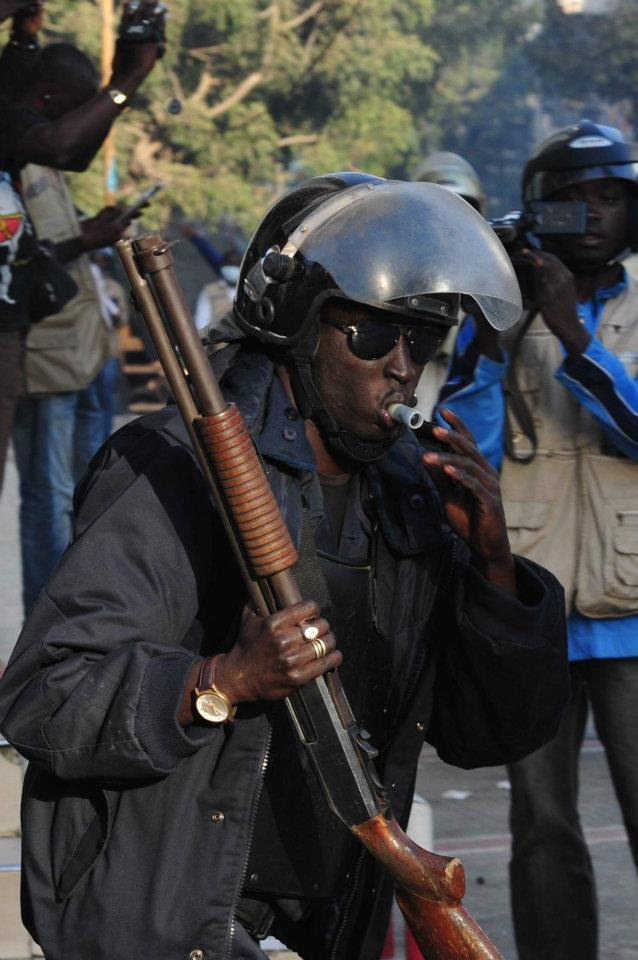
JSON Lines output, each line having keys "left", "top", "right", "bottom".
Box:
{"left": 117, "top": 229, "right": 510, "bottom": 960}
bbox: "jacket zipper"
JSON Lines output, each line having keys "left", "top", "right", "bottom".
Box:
{"left": 224, "top": 721, "right": 273, "bottom": 960}
{"left": 328, "top": 849, "right": 366, "bottom": 960}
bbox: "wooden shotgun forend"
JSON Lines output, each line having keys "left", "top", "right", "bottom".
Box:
{"left": 353, "top": 813, "right": 506, "bottom": 960}
{"left": 197, "top": 407, "right": 298, "bottom": 577}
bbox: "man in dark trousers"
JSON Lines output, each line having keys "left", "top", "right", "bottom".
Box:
{"left": 437, "top": 121, "right": 638, "bottom": 960}
{"left": 0, "top": 174, "right": 569, "bottom": 960}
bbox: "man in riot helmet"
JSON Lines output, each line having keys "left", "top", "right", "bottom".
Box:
{"left": 0, "top": 173, "right": 568, "bottom": 960}
{"left": 438, "top": 120, "right": 638, "bottom": 960}
{"left": 412, "top": 151, "right": 487, "bottom": 416}
{"left": 413, "top": 151, "right": 486, "bottom": 215}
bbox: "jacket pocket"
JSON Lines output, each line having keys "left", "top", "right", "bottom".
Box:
{"left": 52, "top": 783, "right": 112, "bottom": 901}
{"left": 608, "top": 510, "right": 638, "bottom": 597}
{"left": 503, "top": 500, "right": 550, "bottom": 556}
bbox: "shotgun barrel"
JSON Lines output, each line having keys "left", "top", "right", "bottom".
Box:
{"left": 116, "top": 232, "right": 506, "bottom": 960}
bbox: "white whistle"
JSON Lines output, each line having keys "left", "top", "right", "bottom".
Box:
{"left": 388, "top": 403, "right": 424, "bottom": 430}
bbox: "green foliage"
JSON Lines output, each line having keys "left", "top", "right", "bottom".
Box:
{"left": 10, "top": 0, "right": 447, "bottom": 232}
{"left": 528, "top": 0, "right": 638, "bottom": 124}
{"left": 7, "top": 0, "right": 633, "bottom": 233}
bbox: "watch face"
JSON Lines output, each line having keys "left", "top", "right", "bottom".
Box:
{"left": 195, "top": 692, "right": 229, "bottom": 724}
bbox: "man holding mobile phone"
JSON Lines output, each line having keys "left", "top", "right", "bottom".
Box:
{"left": 0, "top": 1, "right": 162, "bottom": 504}
{"left": 2, "top": 4, "right": 164, "bottom": 614}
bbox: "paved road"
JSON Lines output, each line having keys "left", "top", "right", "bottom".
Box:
{"left": 1, "top": 435, "right": 637, "bottom": 959}
{"left": 417, "top": 741, "right": 638, "bottom": 959}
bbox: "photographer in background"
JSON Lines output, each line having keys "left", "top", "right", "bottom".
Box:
{"left": 437, "top": 120, "right": 638, "bottom": 960}
{"left": 0, "top": 0, "right": 162, "bottom": 498}
{"left": 13, "top": 42, "right": 136, "bottom": 615}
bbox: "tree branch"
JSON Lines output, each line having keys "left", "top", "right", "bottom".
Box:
{"left": 281, "top": 0, "right": 324, "bottom": 32}
{"left": 190, "top": 70, "right": 219, "bottom": 105}
{"left": 277, "top": 133, "right": 320, "bottom": 146}
{"left": 206, "top": 70, "right": 265, "bottom": 119}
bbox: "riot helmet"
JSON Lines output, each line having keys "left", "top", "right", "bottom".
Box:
{"left": 523, "top": 119, "right": 638, "bottom": 203}
{"left": 413, "top": 151, "right": 486, "bottom": 216}
{"left": 234, "top": 172, "right": 522, "bottom": 461}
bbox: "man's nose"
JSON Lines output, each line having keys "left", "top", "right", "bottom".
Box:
{"left": 586, "top": 200, "right": 601, "bottom": 223}
{"left": 384, "top": 334, "right": 417, "bottom": 383}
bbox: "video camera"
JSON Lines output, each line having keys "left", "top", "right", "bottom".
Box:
{"left": 118, "top": 1, "right": 167, "bottom": 45}
{"left": 490, "top": 200, "right": 587, "bottom": 247}
{"left": 489, "top": 200, "right": 587, "bottom": 301}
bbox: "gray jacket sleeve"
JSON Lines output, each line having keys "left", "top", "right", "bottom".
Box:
{"left": 0, "top": 419, "right": 224, "bottom": 783}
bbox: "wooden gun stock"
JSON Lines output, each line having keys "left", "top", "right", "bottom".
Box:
{"left": 354, "top": 814, "right": 504, "bottom": 959}
{"left": 116, "top": 232, "right": 506, "bottom": 960}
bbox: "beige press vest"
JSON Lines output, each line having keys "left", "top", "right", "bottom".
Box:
{"left": 21, "top": 165, "right": 109, "bottom": 395}
{"left": 500, "top": 279, "right": 638, "bottom": 618}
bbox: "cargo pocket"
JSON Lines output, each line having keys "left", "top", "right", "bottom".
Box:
{"left": 52, "top": 784, "right": 112, "bottom": 901}
{"left": 503, "top": 500, "right": 550, "bottom": 556}
{"left": 608, "top": 511, "right": 638, "bottom": 599}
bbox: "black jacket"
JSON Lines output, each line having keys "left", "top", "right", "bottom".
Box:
{"left": 0, "top": 349, "right": 569, "bottom": 960}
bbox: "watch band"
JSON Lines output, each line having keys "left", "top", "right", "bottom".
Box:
{"left": 198, "top": 654, "right": 217, "bottom": 692}
{"left": 196, "top": 655, "right": 236, "bottom": 720}
{"left": 106, "top": 88, "right": 128, "bottom": 107}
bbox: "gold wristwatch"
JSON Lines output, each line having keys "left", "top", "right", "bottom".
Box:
{"left": 193, "top": 655, "right": 236, "bottom": 724}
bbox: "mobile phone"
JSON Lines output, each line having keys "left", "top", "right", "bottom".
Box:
{"left": 117, "top": 183, "right": 165, "bottom": 225}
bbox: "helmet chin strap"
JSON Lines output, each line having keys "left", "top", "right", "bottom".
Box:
{"left": 287, "top": 353, "right": 400, "bottom": 465}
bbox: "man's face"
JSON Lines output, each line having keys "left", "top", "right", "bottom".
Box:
{"left": 312, "top": 301, "right": 428, "bottom": 442}
{"left": 41, "top": 70, "right": 98, "bottom": 120}
{"left": 548, "top": 177, "right": 630, "bottom": 269}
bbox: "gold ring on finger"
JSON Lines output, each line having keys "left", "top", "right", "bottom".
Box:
{"left": 311, "top": 637, "right": 327, "bottom": 660}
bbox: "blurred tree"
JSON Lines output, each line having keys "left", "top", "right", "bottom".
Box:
{"left": 21, "top": 0, "right": 630, "bottom": 231}
{"left": 29, "top": 0, "right": 442, "bottom": 232}
{"left": 527, "top": 0, "right": 638, "bottom": 131}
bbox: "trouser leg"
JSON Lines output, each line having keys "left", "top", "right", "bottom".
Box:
{"left": 92, "top": 355, "right": 119, "bottom": 442}
{"left": 12, "top": 393, "right": 76, "bottom": 614}
{"left": 0, "top": 330, "right": 24, "bottom": 494}
{"left": 508, "top": 663, "right": 597, "bottom": 960}
{"left": 73, "top": 375, "right": 105, "bottom": 483}
{"left": 587, "top": 657, "right": 638, "bottom": 870}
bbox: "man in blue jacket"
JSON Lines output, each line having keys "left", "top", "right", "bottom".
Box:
{"left": 438, "top": 122, "right": 638, "bottom": 960}
{"left": 0, "top": 174, "right": 569, "bottom": 960}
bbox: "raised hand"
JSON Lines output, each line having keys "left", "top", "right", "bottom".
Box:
{"left": 518, "top": 247, "right": 590, "bottom": 357}
{"left": 422, "top": 408, "right": 516, "bottom": 593}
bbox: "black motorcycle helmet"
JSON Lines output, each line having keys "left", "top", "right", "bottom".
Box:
{"left": 523, "top": 120, "right": 638, "bottom": 247}
{"left": 234, "top": 171, "right": 522, "bottom": 462}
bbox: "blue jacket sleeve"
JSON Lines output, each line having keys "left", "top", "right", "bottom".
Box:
{"left": 189, "top": 234, "right": 224, "bottom": 273}
{"left": 435, "top": 316, "right": 508, "bottom": 470}
{"left": 556, "top": 337, "right": 638, "bottom": 460}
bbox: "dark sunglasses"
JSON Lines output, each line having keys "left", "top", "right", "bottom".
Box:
{"left": 323, "top": 316, "right": 446, "bottom": 365}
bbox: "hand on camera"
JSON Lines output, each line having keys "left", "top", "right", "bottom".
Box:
{"left": 518, "top": 247, "right": 590, "bottom": 357}
{"left": 110, "top": 1, "right": 165, "bottom": 88}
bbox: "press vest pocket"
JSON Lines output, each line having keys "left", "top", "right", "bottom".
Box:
{"left": 503, "top": 500, "right": 550, "bottom": 555}
{"left": 610, "top": 511, "right": 638, "bottom": 593}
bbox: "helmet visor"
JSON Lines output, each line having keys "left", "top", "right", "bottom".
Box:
{"left": 294, "top": 181, "right": 522, "bottom": 331}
